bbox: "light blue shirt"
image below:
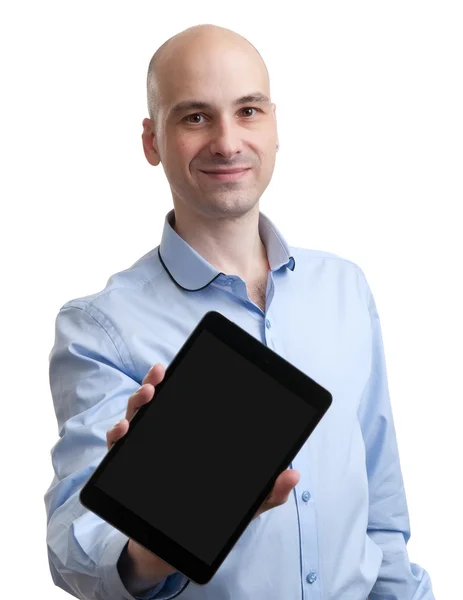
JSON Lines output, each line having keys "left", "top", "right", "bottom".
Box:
{"left": 45, "top": 209, "right": 435, "bottom": 600}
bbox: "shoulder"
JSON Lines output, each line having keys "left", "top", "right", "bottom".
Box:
{"left": 289, "top": 245, "right": 364, "bottom": 273}
{"left": 59, "top": 246, "right": 164, "bottom": 315}
{"left": 288, "top": 245, "right": 371, "bottom": 301}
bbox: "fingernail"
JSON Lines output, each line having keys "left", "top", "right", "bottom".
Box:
{"left": 112, "top": 420, "right": 121, "bottom": 429}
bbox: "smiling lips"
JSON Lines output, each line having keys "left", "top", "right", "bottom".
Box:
{"left": 200, "top": 167, "right": 251, "bottom": 181}
{"left": 202, "top": 168, "right": 249, "bottom": 174}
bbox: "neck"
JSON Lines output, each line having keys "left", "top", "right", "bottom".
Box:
{"left": 172, "top": 203, "right": 269, "bottom": 283}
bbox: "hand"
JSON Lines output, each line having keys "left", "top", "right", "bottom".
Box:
{"left": 253, "top": 468, "right": 300, "bottom": 520}
{"left": 107, "top": 363, "right": 301, "bottom": 582}
{"left": 106, "top": 362, "right": 166, "bottom": 451}
{"left": 108, "top": 363, "right": 177, "bottom": 583}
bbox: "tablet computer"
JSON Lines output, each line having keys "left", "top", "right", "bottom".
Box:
{"left": 80, "top": 310, "right": 332, "bottom": 585}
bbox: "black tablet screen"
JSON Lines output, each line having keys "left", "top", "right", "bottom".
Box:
{"left": 94, "top": 329, "right": 316, "bottom": 566}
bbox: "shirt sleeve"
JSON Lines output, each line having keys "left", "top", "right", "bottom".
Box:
{"left": 356, "top": 269, "right": 435, "bottom": 600}
{"left": 44, "top": 302, "right": 189, "bottom": 600}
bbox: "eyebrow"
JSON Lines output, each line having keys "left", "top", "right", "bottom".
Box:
{"left": 170, "top": 92, "right": 271, "bottom": 116}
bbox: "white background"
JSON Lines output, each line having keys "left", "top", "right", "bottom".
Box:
{"left": 1, "top": 1, "right": 462, "bottom": 598}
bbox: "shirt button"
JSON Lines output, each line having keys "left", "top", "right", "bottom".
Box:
{"left": 306, "top": 571, "right": 318, "bottom": 584}
{"left": 265, "top": 319, "right": 271, "bottom": 329}
{"left": 223, "top": 277, "right": 233, "bottom": 286}
{"left": 302, "top": 490, "right": 311, "bottom": 502}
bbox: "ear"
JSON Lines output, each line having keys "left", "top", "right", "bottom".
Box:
{"left": 272, "top": 104, "right": 279, "bottom": 150}
{"left": 141, "top": 118, "right": 161, "bottom": 166}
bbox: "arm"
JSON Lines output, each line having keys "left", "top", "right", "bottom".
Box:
{"left": 118, "top": 541, "right": 189, "bottom": 599}
{"left": 357, "top": 269, "right": 435, "bottom": 600}
{"left": 44, "top": 302, "right": 189, "bottom": 600}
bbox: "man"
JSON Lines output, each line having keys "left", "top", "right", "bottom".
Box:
{"left": 45, "top": 24, "right": 435, "bottom": 600}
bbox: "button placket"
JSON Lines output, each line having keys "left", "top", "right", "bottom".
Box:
{"left": 292, "top": 441, "right": 322, "bottom": 598}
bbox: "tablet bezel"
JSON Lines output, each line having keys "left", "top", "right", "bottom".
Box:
{"left": 80, "top": 310, "right": 332, "bottom": 585}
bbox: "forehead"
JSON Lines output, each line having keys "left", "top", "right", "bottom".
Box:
{"left": 157, "top": 43, "right": 269, "bottom": 113}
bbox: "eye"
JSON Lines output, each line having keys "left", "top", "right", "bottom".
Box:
{"left": 183, "top": 107, "right": 261, "bottom": 125}
{"left": 184, "top": 113, "right": 206, "bottom": 124}
{"left": 240, "top": 107, "right": 259, "bottom": 117}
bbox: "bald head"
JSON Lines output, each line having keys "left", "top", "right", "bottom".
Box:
{"left": 141, "top": 24, "right": 279, "bottom": 226}
{"left": 146, "top": 24, "right": 270, "bottom": 125}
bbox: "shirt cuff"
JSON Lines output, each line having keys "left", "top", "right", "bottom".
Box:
{"left": 150, "top": 572, "right": 190, "bottom": 599}
{"left": 99, "top": 531, "right": 189, "bottom": 600}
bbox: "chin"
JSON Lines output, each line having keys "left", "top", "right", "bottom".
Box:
{"left": 203, "top": 195, "right": 259, "bottom": 218}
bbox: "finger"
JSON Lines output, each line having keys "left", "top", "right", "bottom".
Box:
{"left": 124, "top": 363, "right": 165, "bottom": 423}
{"left": 142, "top": 363, "right": 166, "bottom": 387}
{"left": 109, "top": 365, "right": 165, "bottom": 451}
{"left": 257, "top": 469, "right": 300, "bottom": 516}
{"left": 126, "top": 383, "right": 155, "bottom": 422}
{"left": 267, "top": 469, "right": 300, "bottom": 505}
{"left": 106, "top": 418, "right": 129, "bottom": 450}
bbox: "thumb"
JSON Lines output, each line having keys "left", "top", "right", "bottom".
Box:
{"left": 271, "top": 469, "right": 300, "bottom": 503}
{"left": 260, "top": 469, "right": 300, "bottom": 514}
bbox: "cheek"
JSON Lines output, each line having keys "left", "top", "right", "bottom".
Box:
{"left": 164, "top": 143, "right": 191, "bottom": 173}
{"left": 174, "top": 139, "right": 199, "bottom": 170}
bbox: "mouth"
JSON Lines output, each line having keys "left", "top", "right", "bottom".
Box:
{"left": 199, "top": 168, "right": 251, "bottom": 182}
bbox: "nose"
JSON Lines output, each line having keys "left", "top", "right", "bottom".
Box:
{"left": 208, "top": 118, "right": 243, "bottom": 159}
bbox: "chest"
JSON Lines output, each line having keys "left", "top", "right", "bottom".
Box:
{"left": 246, "top": 279, "right": 267, "bottom": 312}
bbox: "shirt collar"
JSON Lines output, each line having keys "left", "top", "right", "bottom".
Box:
{"left": 158, "top": 209, "right": 295, "bottom": 292}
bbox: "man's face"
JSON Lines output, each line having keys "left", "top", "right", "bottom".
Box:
{"left": 145, "top": 41, "right": 278, "bottom": 219}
